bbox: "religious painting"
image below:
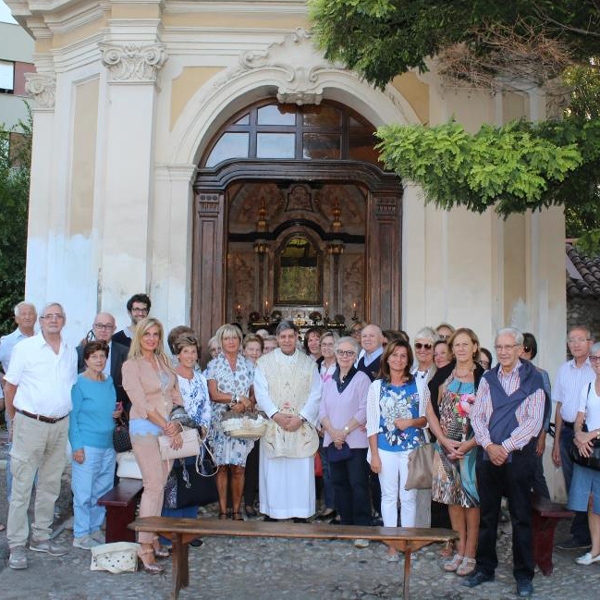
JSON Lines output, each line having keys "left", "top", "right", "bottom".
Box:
{"left": 276, "top": 235, "right": 321, "bottom": 305}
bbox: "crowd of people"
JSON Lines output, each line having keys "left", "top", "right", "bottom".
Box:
{"left": 1, "top": 296, "right": 599, "bottom": 598}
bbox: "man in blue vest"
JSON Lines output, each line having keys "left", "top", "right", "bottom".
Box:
{"left": 465, "top": 327, "right": 545, "bottom": 598}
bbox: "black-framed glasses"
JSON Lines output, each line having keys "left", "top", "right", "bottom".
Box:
{"left": 336, "top": 350, "right": 356, "bottom": 357}
{"left": 590, "top": 356, "right": 600, "bottom": 363}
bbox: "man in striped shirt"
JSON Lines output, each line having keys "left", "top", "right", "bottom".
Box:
{"left": 465, "top": 328, "right": 545, "bottom": 598}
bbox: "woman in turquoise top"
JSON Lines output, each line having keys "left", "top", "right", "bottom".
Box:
{"left": 366, "top": 339, "right": 428, "bottom": 560}
{"left": 69, "top": 340, "right": 121, "bottom": 550}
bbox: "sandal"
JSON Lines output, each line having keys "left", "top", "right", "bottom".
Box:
{"left": 456, "top": 557, "right": 477, "bottom": 577}
{"left": 218, "top": 512, "right": 229, "bottom": 520}
{"left": 443, "top": 554, "right": 464, "bottom": 572}
{"left": 137, "top": 546, "right": 164, "bottom": 575}
{"left": 231, "top": 512, "right": 244, "bottom": 521}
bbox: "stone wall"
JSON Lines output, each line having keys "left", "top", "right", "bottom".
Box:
{"left": 567, "top": 299, "right": 600, "bottom": 341}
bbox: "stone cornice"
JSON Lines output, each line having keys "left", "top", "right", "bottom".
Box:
{"left": 100, "top": 42, "right": 167, "bottom": 83}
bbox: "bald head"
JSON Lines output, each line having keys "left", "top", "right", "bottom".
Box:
{"left": 92, "top": 312, "right": 116, "bottom": 342}
{"left": 361, "top": 324, "right": 383, "bottom": 354}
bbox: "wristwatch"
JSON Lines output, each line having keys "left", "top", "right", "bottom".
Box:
{"left": 344, "top": 425, "right": 350, "bottom": 434}
{"left": 596, "top": 429, "right": 600, "bottom": 440}
{"left": 228, "top": 393, "right": 239, "bottom": 409}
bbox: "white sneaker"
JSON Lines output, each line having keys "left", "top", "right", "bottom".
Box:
{"left": 354, "top": 539, "right": 370, "bottom": 548}
{"left": 575, "top": 552, "right": 600, "bottom": 566}
{"left": 90, "top": 530, "right": 105, "bottom": 544}
{"left": 73, "top": 535, "right": 101, "bottom": 550}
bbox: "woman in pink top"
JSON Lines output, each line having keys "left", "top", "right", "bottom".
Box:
{"left": 319, "top": 336, "right": 371, "bottom": 529}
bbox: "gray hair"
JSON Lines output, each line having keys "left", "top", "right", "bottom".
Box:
{"left": 276, "top": 320, "right": 298, "bottom": 336}
{"left": 41, "top": 302, "right": 66, "bottom": 318}
{"left": 14, "top": 301, "right": 36, "bottom": 316}
{"left": 335, "top": 336, "right": 359, "bottom": 354}
{"left": 569, "top": 325, "right": 593, "bottom": 341}
{"left": 320, "top": 330, "right": 340, "bottom": 344}
{"left": 414, "top": 327, "right": 437, "bottom": 344}
{"left": 495, "top": 327, "right": 524, "bottom": 346}
{"left": 215, "top": 323, "right": 243, "bottom": 347}
{"left": 591, "top": 342, "right": 600, "bottom": 355}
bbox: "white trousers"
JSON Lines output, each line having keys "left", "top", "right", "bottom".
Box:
{"left": 378, "top": 448, "right": 417, "bottom": 527}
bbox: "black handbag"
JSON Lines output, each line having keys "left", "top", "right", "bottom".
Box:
{"left": 113, "top": 418, "right": 132, "bottom": 453}
{"left": 569, "top": 383, "right": 600, "bottom": 471}
{"left": 164, "top": 444, "right": 218, "bottom": 509}
{"left": 326, "top": 442, "right": 352, "bottom": 463}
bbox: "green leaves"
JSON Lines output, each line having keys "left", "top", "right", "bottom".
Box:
{"left": 376, "top": 118, "right": 584, "bottom": 216}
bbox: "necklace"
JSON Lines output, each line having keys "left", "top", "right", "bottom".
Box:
{"left": 454, "top": 364, "right": 474, "bottom": 378}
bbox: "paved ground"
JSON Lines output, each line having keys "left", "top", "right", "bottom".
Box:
{"left": 0, "top": 432, "right": 599, "bottom": 600}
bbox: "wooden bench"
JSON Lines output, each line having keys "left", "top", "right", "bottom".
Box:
{"left": 531, "top": 494, "right": 574, "bottom": 576}
{"left": 98, "top": 478, "right": 143, "bottom": 543}
{"left": 130, "top": 517, "right": 457, "bottom": 600}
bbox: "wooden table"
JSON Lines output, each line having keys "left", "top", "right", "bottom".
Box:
{"left": 130, "top": 517, "right": 457, "bottom": 599}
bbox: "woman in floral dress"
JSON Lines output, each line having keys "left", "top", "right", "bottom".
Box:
{"left": 207, "top": 324, "right": 255, "bottom": 520}
{"left": 366, "top": 339, "right": 429, "bottom": 560}
{"left": 426, "top": 327, "right": 484, "bottom": 577}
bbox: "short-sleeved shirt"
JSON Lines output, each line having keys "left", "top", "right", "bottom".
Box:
{"left": 553, "top": 358, "right": 595, "bottom": 423}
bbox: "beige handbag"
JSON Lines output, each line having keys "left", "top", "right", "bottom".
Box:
{"left": 405, "top": 443, "right": 435, "bottom": 490}
{"left": 158, "top": 427, "right": 200, "bottom": 460}
{"left": 90, "top": 542, "right": 140, "bottom": 573}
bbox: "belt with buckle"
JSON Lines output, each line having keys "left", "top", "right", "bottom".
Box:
{"left": 16, "top": 408, "right": 68, "bottom": 424}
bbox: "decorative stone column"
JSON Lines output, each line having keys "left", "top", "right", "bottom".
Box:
{"left": 99, "top": 42, "right": 167, "bottom": 314}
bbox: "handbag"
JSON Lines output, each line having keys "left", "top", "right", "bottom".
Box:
{"left": 164, "top": 444, "right": 219, "bottom": 509}
{"left": 90, "top": 542, "right": 140, "bottom": 573}
{"left": 113, "top": 418, "right": 132, "bottom": 453}
{"left": 116, "top": 451, "right": 142, "bottom": 480}
{"left": 326, "top": 442, "right": 352, "bottom": 463}
{"left": 169, "top": 405, "right": 197, "bottom": 430}
{"left": 158, "top": 427, "right": 200, "bottom": 460}
{"left": 405, "top": 443, "right": 435, "bottom": 490}
{"left": 568, "top": 383, "right": 600, "bottom": 472}
{"left": 221, "top": 411, "right": 267, "bottom": 439}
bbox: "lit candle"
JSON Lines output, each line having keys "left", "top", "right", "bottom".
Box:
{"left": 265, "top": 300, "right": 269, "bottom": 310}
{"left": 352, "top": 302, "right": 357, "bottom": 310}
{"left": 237, "top": 304, "right": 241, "bottom": 311}
{"left": 325, "top": 301, "right": 329, "bottom": 309}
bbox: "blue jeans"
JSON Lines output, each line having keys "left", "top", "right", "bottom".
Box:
{"left": 71, "top": 446, "right": 116, "bottom": 538}
{"left": 560, "top": 427, "right": 591, "bottom": 544}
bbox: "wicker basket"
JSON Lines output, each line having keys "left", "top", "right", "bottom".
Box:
{"left": 221, "top": 412, "right": 267, "bottom": 439}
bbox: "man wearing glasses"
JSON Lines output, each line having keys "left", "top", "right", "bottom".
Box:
{"left": 466, "top": 327, "right": 545, "bottom": 597}
{"left": 3, "top": 303, "right": 77, "bottom": 569}
{"left": 112, "top": 293, "right": 151, "bottom": 348}
{"left": 77, "top": 312, "right": 130, "bottom": 416}
{"left": 552, "top": 326, "right": 595, "bottom": 550}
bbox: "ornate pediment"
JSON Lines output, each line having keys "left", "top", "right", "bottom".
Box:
{"left": 239, "top": 28, "right": 337, "bottom": 105}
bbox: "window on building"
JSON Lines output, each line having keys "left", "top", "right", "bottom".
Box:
{"left": 0, "top": 60, "right": 15, "bottom": 94}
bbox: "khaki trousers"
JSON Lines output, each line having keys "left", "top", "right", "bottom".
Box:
{"left": 131, "top": 433, "right": 170, "bottom": 544}
{"left": 7, "top": 411, "right": 68, "bottom": 548}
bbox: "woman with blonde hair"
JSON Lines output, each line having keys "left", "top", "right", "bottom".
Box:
{"left": 207, "top": 323, "right": 255, "bottom": 520}
{"left": 122, "top": 317, "right": 184, "bottom": 574}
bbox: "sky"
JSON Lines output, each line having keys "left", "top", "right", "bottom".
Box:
{"left": 0, "top": 1, "right": 17, "bottom": 24}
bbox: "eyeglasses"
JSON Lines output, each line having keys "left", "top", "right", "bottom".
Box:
{"left": 568, "top": 337, "right": 591, "bottom": 344}
{"left": 94, "top": 323, "right": 115, "bottom": 330}
{"left": 494, "top": 344, "right": 519, "bottom": 352}
{"left": 415, "top": 343, "right": 432, "bottom": 350}
{"left": 336, "top": 350, "right": 356, "bottom": 357}
{"left": 41, "top": 313, "right": 64, "bottom": 320}
{"left": 131, "top": 308, "right": 149, "bottom": 314}
{"left": 590, "top": 356, "right": 600, "bottom": 363}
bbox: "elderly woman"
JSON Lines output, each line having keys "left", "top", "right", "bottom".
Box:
{"left": 122, "top": 317, "right": 184, "bottom": 574}
{"left": 319, "top": 336, "right": 371, "bottom": 536}
{"left": 207, "top": 324, "right": 255, "bottom": 520}
{"left": 69, "top": 341, "right": 121, "bottom": 550}
{"left": 426, "top": 328, "right": 484, "bottom": 576}
{"left": 412, "top": 327, "right": 438, "bottom": 388}
{"left": 242, "top": 333, "right": 263, "bottom": 517}
{"left": 304, "top": 327, "right": 324, "bottom": 361}
{"left": 569, "top": 342, "right": 600, "bottom": 566}
{"left": 367, "top": 339, "right": 429, "bottom": 560}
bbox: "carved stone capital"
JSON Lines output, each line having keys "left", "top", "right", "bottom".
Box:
{"left": 25, "top": 73, "right": 56, "bottom": 110}
{"left": 100, "top": 43, "right": 167, "bottom": 83}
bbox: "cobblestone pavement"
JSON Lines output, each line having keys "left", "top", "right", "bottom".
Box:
{"left": 1, "top": 435, "right": 599, "bottom": 600}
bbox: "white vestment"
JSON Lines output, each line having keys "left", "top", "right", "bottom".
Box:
{"left": 254, "top": 349, "right": 322, "bottom": 518}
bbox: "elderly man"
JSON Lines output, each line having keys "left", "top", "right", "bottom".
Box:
{"left": 4, "top": 302, "right": 77, "bottom": 569}
{"left": 357, "top": 324, "right": 384, "bottom": 382}
{"left": 466, "top": 328, "right": 545, "bottom": 598}
{"left": 552, "top": 325, "right": 595, "bottom": 550}
{"left": 77, "top": 312, "right": 130, "bottom": 414}
{"left": 0, "top": 301, "right": 38, "bottom": 529}
{"left": 112, "top": 293, "right": 151, "bottom": 348}
{"left": 255, "top": 321, "right": 322, "bottom": 520}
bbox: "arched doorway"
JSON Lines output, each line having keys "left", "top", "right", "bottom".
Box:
{"left": 192, "top": 99, "right": 402, "bottom": 345}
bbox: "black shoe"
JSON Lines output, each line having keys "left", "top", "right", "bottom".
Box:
{"left": 463, "top": 571, "right": 494, "bottom": 588}
{"left": 245, "top": 505, "right": 258, "bottom": 518}
{"left": 190, "top": 538, "right": 203, "bottom": 547}
{"left": 315, "top": 510, "right": 336, "bottom": 522}
{"left": 263, "top": 515, "right": 278, "bottom": 522}
{"left": 292, "top": 517, "right": 308, "bottom": 524}
{"left": 556, "top": 537, "right": 592, "bottom": 551}
{"left": 516, "top": 579, "right": 533, "bottom": 597}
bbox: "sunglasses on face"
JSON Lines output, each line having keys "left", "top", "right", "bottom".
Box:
{"left": 523, "top": 346, "right": 532, "bottom": 353}
{"left": 415, "top": 342, "right": 432, "bottom": 350}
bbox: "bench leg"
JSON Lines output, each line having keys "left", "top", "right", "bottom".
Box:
{"left": 403, "top": 549, "right": 412, "bottom": 600}
{"left": 171, "top": 533, "right": 190, "bottom": 600}
{"left": 532, "top": 512, "right": 558, "bottom": 576}
{"left": 104, "top": 505, "right": 137, "bottom": 543}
